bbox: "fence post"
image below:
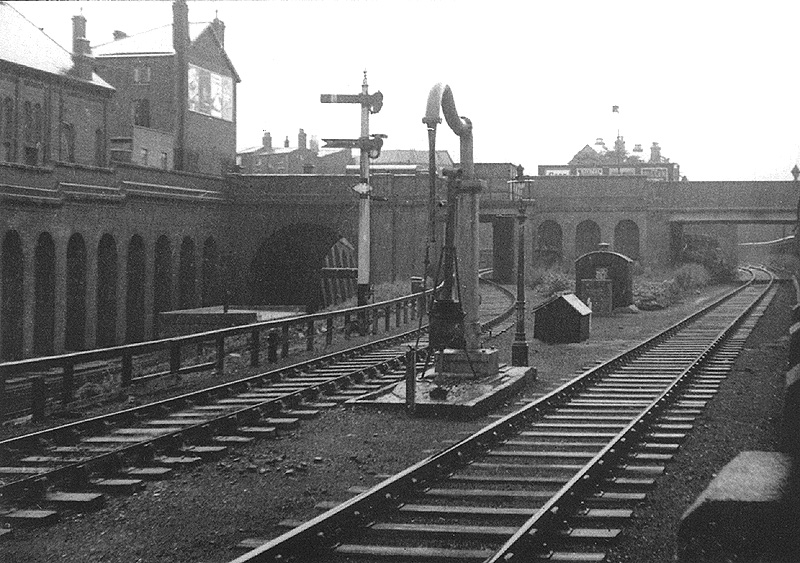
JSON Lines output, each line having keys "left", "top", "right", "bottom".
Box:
{"left": 31, "top": 376, "right": 46, "bottom": 422}
{"left": 281, "top": 325, "right": 290, "bottom": 358}
{"left": 122, "top": 352, "right": 133, "bottom": 387}
{"left": 215, "top": 335, "right": 225, "bottom": 375}
{"left": 267, "top": 331, "right": 279, "bottom": 363}
{"left": 402, "top": 301, "right": 408, "bottom": 324}
{"left": 385, "top": 306, "right": 391, "bottom": 332}
{"left": 306, "top": 319, "right": 315, "bottom": 352}
{"left": 326, "top": 318, "right": 334, "bottom": 347}
{"left": 62, "top": 363, "right": 74, "bottom": 405}
{"left": 344, "top": 313, "right": 351, "bottom": 340}
{"left": 0, "top": 365, "right": 7, "bottom": 419}
{"left": 250, "top": 329, "right": 260, "bottom": 367}
{"left": 372, "top": 307, "right": 379, "bottom": 335}
{"left": 405, "top": 349, "right": 416, "bottom": 413}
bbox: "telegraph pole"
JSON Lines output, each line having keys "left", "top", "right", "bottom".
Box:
{"left": 321, "top": 72, "right": 385, "bottom": 312}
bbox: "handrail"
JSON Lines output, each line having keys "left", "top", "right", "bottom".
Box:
{"left": 0, "top": 288, "right": 432, "bottom": 420}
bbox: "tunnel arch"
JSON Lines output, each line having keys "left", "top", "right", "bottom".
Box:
{"left": 249, "top": 223, "right": 341, "bottom": 312}
{"left": 1, "top": 231, "right": 24, "bottom": 360}
{"left": 614, "top": 219, "right": 640, "bottom": 260}
{"left": 576, "top": 219, "right": 601, "bottom": 257}
{"left": 33, "top": 232, "right": 56, "bottom": 356}
{"left": 65, "top": 233, "right": 87, "bottom": 351}
{"left": 96, "top": 234, "right": 118, "bottom": 348}
{"left": 126, "top": 235, "right": 146, "bottom": 343}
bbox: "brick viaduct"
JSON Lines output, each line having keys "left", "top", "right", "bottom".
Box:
{"left": 1, "top": 162, "right": 795, "bottom": 359}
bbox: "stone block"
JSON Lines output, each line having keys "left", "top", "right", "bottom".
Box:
{"left": 436, "top": 348, "right": 499, "bottom": 379}
{"left": 677, "top": 451, "right": 800, "bottom": 562}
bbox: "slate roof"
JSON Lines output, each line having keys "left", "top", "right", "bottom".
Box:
{"left": 0, "top": 2, "right": 113, "bottom": 90}
{"left": 93, "top": 22, "right": 240, "bottom": 82}
{"left": 372, "top": 149, "right": 454, "bottom": 169}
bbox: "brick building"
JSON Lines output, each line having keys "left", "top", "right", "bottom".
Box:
{"left": 237, "top": 129, "right": 351, "bottom": 174}
{"left": 538, "top": 137, "right": 681, "bottom": 182}
{"left": 0, "top": 2, "right": 114, "bottom": 168}
{"left": 92, "top": 0, "right": 240, "bottom": 175}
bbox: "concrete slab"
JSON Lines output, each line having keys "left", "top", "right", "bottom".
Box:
{"left": 349, "top": 364, "right": 536, "bottom": 420}
{"left": 677, "top": 451, "right": 800, "bottom": 562}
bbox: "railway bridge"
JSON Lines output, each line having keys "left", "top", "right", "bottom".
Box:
{"left": 1, "top": 159, "right": 795, "bottom": 360}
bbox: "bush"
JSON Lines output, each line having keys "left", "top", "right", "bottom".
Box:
{"left": 674, "top": 263, "right": 711, "bottom": 290}
{"left": 538, "top": 270, "right": 574, "bottom": 298}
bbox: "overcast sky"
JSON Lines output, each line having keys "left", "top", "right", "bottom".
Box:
{"left": 11, "top": 0, "right": 800, "bottom": 181}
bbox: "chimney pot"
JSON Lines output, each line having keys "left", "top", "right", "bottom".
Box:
{"left": 298, "top": 128, "right": 307, "bottom": 150}
{"left": 262, "top": 131, "right": 272, "bottom": 151}
{"left": 284, "top": 136, "right": 290, "bottom": 148}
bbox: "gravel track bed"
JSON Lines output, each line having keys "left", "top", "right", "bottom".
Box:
{"left": 3, "top": 281, "right": 782, "bottom": 563}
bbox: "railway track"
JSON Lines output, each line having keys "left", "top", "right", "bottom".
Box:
{"left": 227, "top": 267, "right": 776, "bottom": 563}
{"left": 0, "top": 279, "right": 514, "bottom": 532}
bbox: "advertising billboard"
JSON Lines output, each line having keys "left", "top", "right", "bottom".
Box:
{"left": 188, "top": 63, "right": 233, "bottom": 122}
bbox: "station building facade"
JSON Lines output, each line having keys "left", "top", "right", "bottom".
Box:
{"left": 0, "top": 2, "right": 115, "bottom": 168}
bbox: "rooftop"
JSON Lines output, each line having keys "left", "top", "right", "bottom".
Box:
{"left": 0, "top": 2, "right": 113, "bottom": 90}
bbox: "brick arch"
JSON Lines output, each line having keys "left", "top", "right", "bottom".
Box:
{"left": 65, "top": 233, "right": 87, "bottom": 351}
{"left": 96, "top": 234, "right": 118, "bottom": 348}
{"left": 614, "top": 219, "right": 640, "bottom": 260}
{"left": 2, "top": 230, "right": 24, "bottom": 360}
{"left": 33, "top": 231, "right": 56, "bottom": 356}
{"left": 535, "top": 220, "right": 564, "bottom": 269}
{"left": 126, "top": 234, "right": 147, "bottom": 343}
{"left": 201, "top": 236, "right": 219, "bottom": 307}
{"left": 153, "top": 235, "right": 172, "bottom": 335}
{"left": 249, "top": 223, "right": 341, "bottom": 312}
{"left": 178, "top": 236, "right": 197, "bottom": 310}
{"left": 576, "top": 219, "right": 601, "bottom": 257}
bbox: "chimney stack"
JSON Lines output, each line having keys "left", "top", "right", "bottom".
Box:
{"left": 309, "top": 136, "right": 319, "bottom": 154}
{"left": 298, "top": 128, "right": 307, "bottom": 150}
{"left": 211, "top": 13, "right": 225, "bottom": 47}
{"left": 172, "top": 0, "right": 189, "bottom": 170}
{"left": 284, "top": 136, "right": 290, "bottom": 148}
{"left": 71, "top": 12, "right": 94, "bottom": 81}
{"left": 649, "top": 142, "right": 662, "bottom": 163}
{"left": 262, "top": 131, "right": 272, "bottom": 152}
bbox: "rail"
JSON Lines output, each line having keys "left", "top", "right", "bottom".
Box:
{"left": 0, "top": 289, "right": 431, "bottom": 421}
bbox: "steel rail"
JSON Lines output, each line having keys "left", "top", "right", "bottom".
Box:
{"left": 226, "top": 267, "right": 772, "bottom": 563}
{"left": 0, "top": 277, "right": 515, "bottom": 504}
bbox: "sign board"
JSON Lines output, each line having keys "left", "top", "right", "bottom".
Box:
{"left": 188, "top": 64, "right": 233, "bottom": 122}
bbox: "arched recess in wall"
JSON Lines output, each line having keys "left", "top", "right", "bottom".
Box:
{"left": 1, "top": 231, "right": 24, "bottom": 360}
{"left": 576, "top": 219, "right": 601, "bottom": 257}
{"left": 178, "top": 236, "right": 196, "bottom": 310}
{"left": 153, "top": 235, "right": 172, "bottom": 336}
{"left": 65, "top": 233, "right": 87, "bottom": 351}
{"left": 614, "top": 219, "right": 640, "bottom": 261}
{"left": 202, "top": 236, "right": 218, "bottom": 307}
{"left": 126, "top": 235, "right": 146, "bottom": 343}
{"left": 249, "top": 224, "right": 340, "bottom": 313}
{"left": 321, "top": 238, "right": 357, "bottom": 308}
{"left": 33, "top": 232, "right": 56, "bottom": 356}
{"left": 96, "top": 234, "right": 118, "bottom": 348}
{"left": 535, "top": 220, "right": 564, "bottom": 270}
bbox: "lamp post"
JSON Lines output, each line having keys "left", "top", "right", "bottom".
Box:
{"left": 510, "top": 166, "right": 534, "bottom": 367}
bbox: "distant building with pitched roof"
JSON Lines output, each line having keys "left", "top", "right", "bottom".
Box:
{"left": 92, "top": 0, "right": 240, "bottom": 175}
{"left": 0, "top": 2, "right": 115, "bottom": 167}
{"left": 538, "top": 137, "right": 681, "bottom": 181}
{"left": 237, "top": 129, "right": 351, "bottom": 174}
{"left": 345, "top": 149, "right": 454, "bottom": 175}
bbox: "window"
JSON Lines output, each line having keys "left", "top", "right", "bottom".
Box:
{"left": 2, "top": 97, "right": 13, "bottom": 140}
{"left": 132, "top": 99, "right": 150, "bottom": 128}
{"left": 61, "top": 122, "right": 75, "bottom": 163}
{"left": 160, "top": 151, "right": 168, "bottom": 169}
{"left": 23, "top": 101, "right": 32, "bottom": 143}
{"left": 32, "top": 103, "right": 42, "bottom": 143}
{"left": 133, "top": 65, "right": 151, "bottom": 84}
{"left": 140, "top": 148, "right": 149, "bottom": 166}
